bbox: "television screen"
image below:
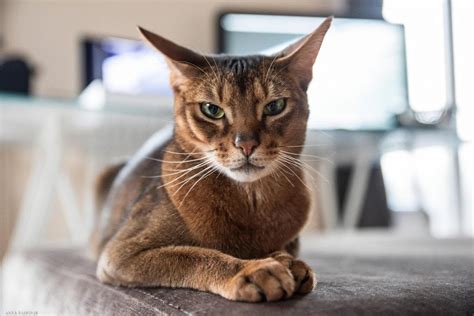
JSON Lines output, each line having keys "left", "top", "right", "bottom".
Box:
{"left": 82, "top": 36, "right": 172, "bottom": 96}
{"left": 219, "top": 14, "right": 408, "bottom": 130}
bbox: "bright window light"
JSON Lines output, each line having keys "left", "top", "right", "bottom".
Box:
{"left": 459, "top": 143, "right": 473, "bottom": 236}
{"left": 383, "top": 0, "right": 448, "bottom": 112}
{"left": 380, "top": 150, "right": 420, "bottom": 212}
{"left": 452, "top": 0, "right": 473, "bottom": 141}
{"left": 413, "top": 145, "right": 460, "bottom": 237}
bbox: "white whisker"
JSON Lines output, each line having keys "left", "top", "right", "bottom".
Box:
{"left": 172, "top": 164, "right": 215, "bottom": 196}
{"left": 279, "top": 154, "right": 329, "bottom": 184}
{"left": 275, "top": 157, "right": 312, "bottom": 192}
{"left": 273, "top": 162, "right": 295, "bottom": 187}
{"left": 143, "top": 159, "right": 210, "bottom": 179}
{"left": 264, "top": 55, "right": 279, "bottom": 84}
{"left": 164, "top": 150, "right": 202, "bottom": 156}
{"left": 279, "top": 150, "right": 334, "bottom": 165}
{"left": 178, "top": 167, "right": 218, "bottom": 208}
{"left": 152, "top": 160, "right": 211, "bottom": 187}
{"left": 278, "top": 144, "right": 328, "bottom": 148}
{"left": 145, "top": 156, "right": 208, "bottom": 164}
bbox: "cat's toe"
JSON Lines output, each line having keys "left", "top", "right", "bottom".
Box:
{"left": 292, "top": 260, "right": 317, "bottom": 294}
{"left": 271, "top": 252, "right": 316, "bottom": 294}
{"left": 225, "top": 258, "right": 295, "bottom": 302}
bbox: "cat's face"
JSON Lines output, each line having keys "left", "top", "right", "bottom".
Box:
{"left": 139, "top": 17, "right": 331, "bottom": 182}
{"left": 171, "top": 56, "right": 309, "bottom": 182}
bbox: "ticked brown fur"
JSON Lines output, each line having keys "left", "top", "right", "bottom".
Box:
{"left": 91, "top": 17, "right": 332, "bottom": 302}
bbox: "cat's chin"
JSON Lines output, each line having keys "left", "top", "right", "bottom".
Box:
{"left": 221, "top": 165, "right": 273, "bottom": 183}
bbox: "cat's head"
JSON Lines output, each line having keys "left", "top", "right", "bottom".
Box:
{"left": 138, "top": 17, "right": 331, "bottom": 182}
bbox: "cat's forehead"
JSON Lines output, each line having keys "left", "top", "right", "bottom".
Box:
{"left": 215, "top": 55, "right": 266, "bottom": 74}
{"left": 196, "top": 55, "right": 284, "bottom": 104}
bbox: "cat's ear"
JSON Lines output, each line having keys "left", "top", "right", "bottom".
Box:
{"left": 137, "top": 26, "right": 206, "bottom": 78}
{"left": 276, "top": 16, "right": 332, "bottom": 91}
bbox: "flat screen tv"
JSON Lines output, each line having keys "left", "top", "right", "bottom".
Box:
{"left": 218, "top": 13, "right": 408, "bottom": 130}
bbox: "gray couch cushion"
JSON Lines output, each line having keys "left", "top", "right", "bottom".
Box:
{"left": 3, "top": 234, "right": 474, "bottom": 315}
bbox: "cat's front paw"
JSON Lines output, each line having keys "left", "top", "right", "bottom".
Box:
{"left": 271, "top": 251, "right": 316, "bottom": 294}
{"left": 224, "top": 258, "right": 295, "bottom": 302}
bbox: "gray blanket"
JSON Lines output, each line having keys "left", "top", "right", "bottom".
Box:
{"left": 3, "top": 233, "right": 473, "bottom": 315}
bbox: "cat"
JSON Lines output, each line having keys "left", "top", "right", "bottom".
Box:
{"left": 91, "top": 17, "right": 332, "bottom": 302}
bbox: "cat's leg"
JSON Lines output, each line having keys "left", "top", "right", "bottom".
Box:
{"left": 97, "top": 237, "right": 296, "bottom": 302}
{"left": 270, "top": 240, "right": 316, "bottom": 295}
{"left": 283, "top": 237, "right": 300, "bottom": 257}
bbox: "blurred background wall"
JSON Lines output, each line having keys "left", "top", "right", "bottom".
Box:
{"left": 0, "top": 0, "right": 345, "bottom": 98}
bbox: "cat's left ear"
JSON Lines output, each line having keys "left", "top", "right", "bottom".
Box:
{"left": 276, "top": 16, "right": 333, "bottom": 91}
{"left": 137, "top": 26, "right": 207, "bottom": 78}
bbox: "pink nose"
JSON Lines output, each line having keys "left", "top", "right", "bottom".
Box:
{"left": 234, "top": 135, "right": 259, "bottom": 157}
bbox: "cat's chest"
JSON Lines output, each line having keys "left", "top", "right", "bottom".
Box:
{"left": 183, "top": 185, "right": 310, "bottom": 258}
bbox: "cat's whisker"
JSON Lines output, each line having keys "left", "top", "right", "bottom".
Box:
{"left": 155, "top": 168, "right": 203, "bottom": 189}
{"left": 164, "top": 159, "right": 211, "bottom": 175}
{"left": 164, "top": 150, "right": 201, "bottom": 155}
{"left": 178, "top": 166, "right": 218, "bottom": 208}
{"left": 169, "top": 167, "right": 215, "bottom": 198}
{"left": 145, "top": 156, "right": 208, "bottom": 164}
{"left": 172, "top": 164, "right": 216, "bottom": 196}
{"left": 268, "top": 163, "right": 279, "bottom": 183}
{"left": 275, "top": 157, "right": 312, "bottom": 192}
{"left": 272, "top": 162, "right": 295, "bottom": 187}
{"left": 148, "top": 160, "right": 210, "bottom": 184}
{"left": 144, "top": 163, "right": 204, "bottom": 178}
{"left": 279, "top": 154, "right": 329, "bottom": 184}
{"left": 269, "top": 167, "right": 278, "bottom": 182}
{"left": 177, "top": 60, "right": 214, "bottom": 81}
{"left": 264, "top": 54, "right": 279, "bottom": 84}
{"left": 158, "top": 163, "right": 213, "bottom": 191}
{"left": 280, "top": 157, "right": 322, "bottom": 193}
{"left": 278, "top": 157, "right": 321, "bottom": 193}
{"left": 279, "top": 156, "right": 317, "bottom": 184}
{"left": 279, "top": 150, "right": 334, "bottom": 165}
{"left": 279, "top": 154, "right": 319, "bottom": 175}
{"left": 163, "top": 167, "right": 210, "bottom": 190}
{"left": 200, "top": 53, "right": 221, "bottom": 84}
{"left": 278, "top": 144, "right": 328, "bottom": 148}
{"left": 144, "top": 162, "right": 205, "bottom": 179}
{"left": 174, "top": 149, "right": 197, "bottom": 168}
{"left": 209, "top": 55, "right": 224, "bottom": 84}
{"left": 161, "top": 161, "right": 210, "bottom": 175}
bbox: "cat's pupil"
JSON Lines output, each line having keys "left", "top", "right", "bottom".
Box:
{"left": 209, "top": 105, "right": 218, "bottom": 114}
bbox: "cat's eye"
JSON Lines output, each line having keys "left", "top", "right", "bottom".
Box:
{"left": 263, "top": 99, "right": 286, "bottom": 116}
{"left": 200, "top": 102, "right": 225, "bottom": 119}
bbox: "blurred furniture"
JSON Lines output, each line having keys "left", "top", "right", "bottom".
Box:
{"left": 3, "top": 232, "right": 473, "bottom": 315}
{"left": 304, "top": 131, "right": 391, "bottom": 231}
{"left": 0, "top": 94, "right": 173, "bottom": 257}
{"left": 0, "top": 56, "right": 33, "bottom": 95}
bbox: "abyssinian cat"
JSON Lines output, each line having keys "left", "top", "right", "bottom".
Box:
{"left": 91, "top": 17, "right": 332, "bottom": 302}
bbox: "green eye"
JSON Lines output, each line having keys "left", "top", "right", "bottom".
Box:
{"left": 264, "top": 99, "right": 286, "bottom": 116}
{"left": 200, "top": 102, "right": 225, "bottom": 119}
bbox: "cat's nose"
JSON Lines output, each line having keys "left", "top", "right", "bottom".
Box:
{"left": 234, "top": 134, "right": 259, "bottom": 157}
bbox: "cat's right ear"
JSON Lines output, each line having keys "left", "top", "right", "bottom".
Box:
{"left": 137, "top": 26, "right": 207, "bottom": 78}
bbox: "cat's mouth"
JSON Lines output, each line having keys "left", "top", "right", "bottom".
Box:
{"left": 230, "top": 162, "right": 265, "bottom": 173}
{"left": 211, "top": 155, "right": 273, "bottom": 182}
